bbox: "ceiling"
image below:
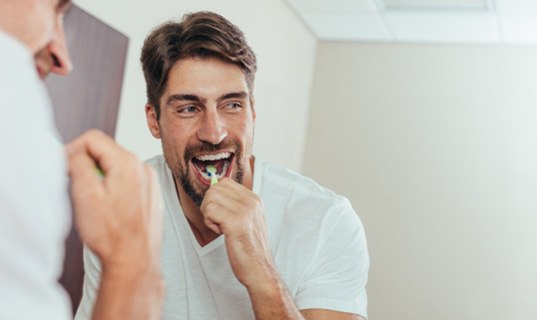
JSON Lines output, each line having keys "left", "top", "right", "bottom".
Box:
{"left": 284, "top": 0, "right": 537, "bottom": 44}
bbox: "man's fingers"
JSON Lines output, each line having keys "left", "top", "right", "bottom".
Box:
{"left": 201, "top": 182, "right": 263, "bottom": 236}
{"left": 211, "top": 178, "right": 257, "bottom": 203}
{"left": 66, "top": 129, "right": 130, "bottom": 174}
{"left": 204, "top": 181, "right": 257, "bottom": 215}
{"left": 205, "top": 220, "right": 223, "bottom": 235}
{"left": 68, "top": 150, "right": 105, "bottom": 245}
{"left": 68, "top": 150, "right": 102, "bottom": 194}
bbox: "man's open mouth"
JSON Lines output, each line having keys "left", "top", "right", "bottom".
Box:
{"left": 191, "top": 152, "right": 234, "bottom": 183}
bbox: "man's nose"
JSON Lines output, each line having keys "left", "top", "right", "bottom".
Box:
{"left": 196, "top": 110, "right": 227, "bottom": 145}
{"left": 49, "top": 18, "right": 72, "bottom": 76}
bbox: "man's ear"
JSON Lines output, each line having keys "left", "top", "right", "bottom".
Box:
{"left": 145, "top": 104, "right": 161, "bottom": 139}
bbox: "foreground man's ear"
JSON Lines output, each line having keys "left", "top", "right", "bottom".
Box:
{"left": 48, "top": 15, "right": 72, "bottom": 76}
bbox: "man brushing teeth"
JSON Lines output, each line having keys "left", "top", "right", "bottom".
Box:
{"left": 76, "top": 11, "right": 369, "bottom": 320}
{"left": 192, "top": 151, "right": 233, "bottom": 184}
{"left": 186, "top": 141, "right": 244, "bottom": 204}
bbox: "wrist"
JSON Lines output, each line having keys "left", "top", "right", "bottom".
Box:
{"left": 100, "top": 262, "right": 164, "bottom": 300}
{"left": 245, "top": 270, "right": 285, "bottom": 298}
{"left": 101, "top": 257, "right": 161, "bottom": 279}
{"left": 97, "top": 240, "right": 161, "bottom": 277}
{"left": 246, "top": 274, "right": 304, "bottom": 319}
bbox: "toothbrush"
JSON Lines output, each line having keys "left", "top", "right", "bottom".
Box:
{"left": 206, "top": 165, "right": 218, "bottom": 185}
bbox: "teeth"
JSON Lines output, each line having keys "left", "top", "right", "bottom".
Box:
{"left": 195, "top": 152, "right": 231, "bottom": 161}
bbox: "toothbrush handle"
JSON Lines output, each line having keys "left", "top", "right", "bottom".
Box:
{"left": 211, "top": 176, "right": 218, "bottom": 185}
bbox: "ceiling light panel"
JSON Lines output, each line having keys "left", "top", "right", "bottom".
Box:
{"left": 384, "top": 11, "right": 499, "bottom": 43}
{"left": 381, "top": 0, "right": 489, "bottom": 11}
{"left": 303, "top": 13, "right": 392, "bottom": 41}
{"left": 495, "top": 0, "right": 537, "bottom": 15}
{"left": 287, "top": 0, "right": 376, "bottom": 14}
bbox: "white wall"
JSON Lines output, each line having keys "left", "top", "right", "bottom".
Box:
{"left": 304, "top": 42, "right": 537, "bottom": 320}
{"left": 75, "top": 0, "right": 316, "bottom": 171}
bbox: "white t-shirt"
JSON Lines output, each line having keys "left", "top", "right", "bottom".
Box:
{"left": 76, "top": 155, "right": 369, "bottom": 319}
{"left": 0, "top": 31, "right": 71, "bottom": 319}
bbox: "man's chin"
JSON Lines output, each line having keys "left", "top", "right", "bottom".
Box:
{"left": 179, "top": 175, "right": 206, "bottom": 207}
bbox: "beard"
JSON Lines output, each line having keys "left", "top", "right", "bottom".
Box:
{"left": 171, "top": 140, "right": 245, "bottom": 207}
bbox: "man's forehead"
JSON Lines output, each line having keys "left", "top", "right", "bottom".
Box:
{"left": 165, "top": 58, "right": 249, "bottom": 97}
{"left": 170, "top": 57, "right": 247, "bottom": 80}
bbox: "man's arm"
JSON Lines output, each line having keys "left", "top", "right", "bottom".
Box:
{"left": 301, "top": 309, "right": 366, "bottom": 320}
{"left": 246, "top": 276, "right": 365, "bottom": 319}
{"left": 201, "top": 178, "right": 367, "bottom": 320}
{"left": 67, "top": 130, "right": 164, "bottom": 319}
{"left": 91, "top": 264, "right": 163, "bottom": 319}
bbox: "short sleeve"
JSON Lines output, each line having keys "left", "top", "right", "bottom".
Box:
{"left": 294, "top": 199, "right": 369, "bottom": 318}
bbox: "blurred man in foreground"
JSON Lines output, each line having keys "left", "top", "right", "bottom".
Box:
{"left": 0, "top": 1, "right": 164, "bottom": 319}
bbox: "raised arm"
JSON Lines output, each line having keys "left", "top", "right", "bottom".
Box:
{"left": 201, "top": 179, "right": 368, "bottom": 320}
{"left": 67, "top": 130, "right": 164, "bottom": 320}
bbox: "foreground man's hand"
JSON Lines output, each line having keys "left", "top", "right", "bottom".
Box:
{"left": 67, "top": 130, "right": 164, "bottom": 320}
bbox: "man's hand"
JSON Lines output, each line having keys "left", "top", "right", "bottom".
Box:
{"left": 200, "top": 178, "right": 275, "bottom": 290}
{"left": 67, "top": 130, "right": 164, "bottom": 319}
{"left": 201, "top": 178, "right": 302, "bottom": 319}
{"left": 67, "top": 130, "right": 163, "bottom": 269}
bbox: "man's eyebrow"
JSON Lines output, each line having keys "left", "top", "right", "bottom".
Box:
{"left": 166, "top": 94, "right": 206, "bottom": 105}
{"left": 217, "top": 92, "right": 249, "bottom": 103}
{"left": 166, "top": 92, "right": 248, "bottom": 106}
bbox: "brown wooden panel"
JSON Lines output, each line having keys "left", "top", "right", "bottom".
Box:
{"left": 45, "top": 5, "right": 128, "bottom": 143}
{"left": 44, "top": 5, "right": 129, "bottom": 315}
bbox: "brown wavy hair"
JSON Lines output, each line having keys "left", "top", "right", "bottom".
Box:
{"left": 140, "top": 11, "right": 257, "bottom": 119}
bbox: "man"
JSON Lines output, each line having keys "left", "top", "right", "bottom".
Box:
{"left": 77, "top": 11, "right": 369, "bottom": 320}
{"left": 0, "top": 1, "right": 164, "bottom": 319}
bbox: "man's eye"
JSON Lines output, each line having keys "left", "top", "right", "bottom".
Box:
{"left": 178, "top": 106, "right": 197, "bottom": 114}
{"left": 225, "top": 102, "right": 242, "bottom": 110}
